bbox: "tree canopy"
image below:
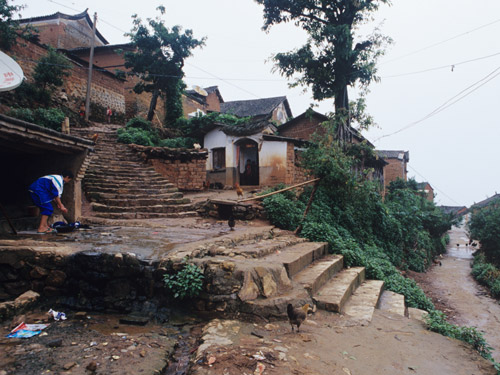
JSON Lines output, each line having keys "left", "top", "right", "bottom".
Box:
{"left": 33, "top": 47, "right": 71, "bottom": 91}
{"left": 255, "top": 0, "right": 391, "bottom": 141}
{"left": 124, "top": 6, "right": 205, "bottom": 125}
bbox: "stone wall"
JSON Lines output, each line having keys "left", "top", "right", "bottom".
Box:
{"left": 129, "top": 145, "right": 208, "bottom": 191}
{"left": 9, "top": 39, "right": 125, "bottom": 115}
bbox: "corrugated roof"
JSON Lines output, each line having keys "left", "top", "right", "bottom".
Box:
{"left": 220, "top": 96, "right": 292, "bottom": 118}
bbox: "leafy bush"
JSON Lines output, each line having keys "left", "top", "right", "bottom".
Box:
{"left": 262, "top": 193, "right": 304, "bottom": 231}
{"left": 158, "top": 137, "right": 198, "bottom": 148}
{"left": 472, "top": 253, "right": 500, "bottom": 298}
{"left": 117, "top": 127, "right": 156, "bottom": 146}
{"left": 163, "top": 261, "right": 204, "bottom": 299}
{"left": 8, "top": 107, "right": 65, "bottom": 131}
{"left": 126, "top": 117, "right": 153, "bottom": 131}
{"left": 12, "top": 81, "right": 51, "bottom": 107}
{"left": 469, "top": 198, "right": 500, "bottom": 265}
{"left": 425, "top": 310, "right": 494, "bottom": 360}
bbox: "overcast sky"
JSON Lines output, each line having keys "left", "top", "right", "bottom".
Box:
{"left": 12, "top": 0, "right": 500, "bottom": 207}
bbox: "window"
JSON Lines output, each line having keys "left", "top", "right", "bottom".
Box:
{"left": 212, "top": 148, "right": 226, "bottom": 170}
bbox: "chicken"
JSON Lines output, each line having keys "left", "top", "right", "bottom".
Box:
{"left": 235, "top": 183, "right": 244, "bottom": 199}
{"left": 193, "top": 143, "right": 201, "bottom": 150}
{"left": 91, "top": 133, "right": 99, "bottom": 143}
{"left": 433, "top": 259, "right": 442, "bottom": 266}
{"left": 228, "top": 216, "right": 235, "bottom": 231}
{"left": 287, "top": 303, "right": 309, "bottom": 333}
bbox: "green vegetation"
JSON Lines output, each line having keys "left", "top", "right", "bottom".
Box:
{"left": 33, "top": 47, "right": 71, "bottom": 92}
{"left": 426, "top": 310, "right": 499, "bottom": 367}
{"left": 124, "top": 5, "right": 205, "bottom": 125}
{"left": 469, "top": 198, "right": 500, "bottom": 266}
{"left": 163, "top": 260, "right": 204, "bottom": 300}
{"left": 472, "top": 254, "right": 500, "bottom": 298}
{"left": 0, "top": 0, "right": 37, "bottom": 50}
{"left": 117, "top": 113, "right": 248, "bottom": 148}
{"left": 8, "top": 107, "right": 65, "bottom": 131}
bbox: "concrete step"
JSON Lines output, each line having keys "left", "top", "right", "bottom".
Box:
{"left": 90, "top": 201, "right": 193, "bottom": 213}
{"left": 84, "top": 175, "right": 170, "bottom": 183}
{"left": 262, "top": 242, "right": 329, "bottom": 277}
{"left": 377, "top": 290, "right": 406, "bottom": 317}
{"left": 87, "top": 190, "right": 179, "bottom": 201}
{"left": 293, "top": 254, "right": 344, "bottom": 295}
{"left": 313, "top": 267, "right": 365, "bottom": 313}
{"left": 85, "top": 169, "right": 161, "bottom": 178}
{"left": 84, "top": 180, "right": 172, "bottom": 190}
{"left": 341, "top": 280, "right": 385, "bottom": 326}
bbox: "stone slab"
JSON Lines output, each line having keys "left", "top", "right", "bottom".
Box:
{"left": 263, "top": 242, "right": 328, "bottom": 277}
{"left": 378, "top": 290, "right": 406, "bottom": 316}
{"left": 293, "top": 254, "right": 344, "bottom": 294}
{"left": 313, "top": 267, "right": 365, "bottom": 312}
{"left": 341, "top": 280, "right": 385, "bottom": 326}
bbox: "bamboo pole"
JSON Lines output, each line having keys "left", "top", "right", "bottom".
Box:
{"left": 294, "top": 180, "right": 320, "bottom": 235}
{"left": 239, "top": 178, "right": 320, "bottom": 202}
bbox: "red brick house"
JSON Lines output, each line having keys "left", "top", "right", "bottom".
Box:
{"left": 416, "top": 181, "right": 434, "bottom": 202}
{"left": 376, "top": 150, "right": 410, "bottom": 195}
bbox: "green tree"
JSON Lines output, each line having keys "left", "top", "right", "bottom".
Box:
{"left": 33, "top": 47, "right": 71, "bottom": 91}
{"left": 255, "top": 0, "right": 390, "bottom": 142}
{"left": 124, "top": 6, "right": 205, "bottom": 125}
{"left": 0, "top": 0, "right": 37, "bottom": 50}
{"left": 469, "top": 199, "right": 500, "bottom": 265}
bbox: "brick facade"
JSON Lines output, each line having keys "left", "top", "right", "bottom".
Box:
{"left": 9, "top": 39, "right": 125, "bottom": 115}
{"left": 150, "top": 158, "right": 206, "bottom": 191}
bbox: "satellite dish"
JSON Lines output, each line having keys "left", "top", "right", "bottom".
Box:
{"left": 0, "top": 51, "right": 24, "bottom": 92}
{"left": 192, "top": 85, "right": 208, "bottom": 96}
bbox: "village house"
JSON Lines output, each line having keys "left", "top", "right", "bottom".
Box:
{"left": 376, "top": 150, "right": 410, "bottom": 195}
{"left": 416, "top": 181, "right": 434, "bottom": 202}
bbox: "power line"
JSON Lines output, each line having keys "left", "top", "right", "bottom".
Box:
{"left": 382, "top": 51, "right": 500, "bottom": 78}
{"left": 407, "top": 164, "right": 461, "bottom": 206}
{"left": 381, "top": 17, "right": 500, "bottom": 65}
{"left": 374, "top": 65, "right": 500, "bottom": 142}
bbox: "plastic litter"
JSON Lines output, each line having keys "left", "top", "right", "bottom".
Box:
{"left": 48, "top": 308, "right": 67, "bottom": 321}
{"left": 7, "top": 322, "right": 49, "bottom": 338}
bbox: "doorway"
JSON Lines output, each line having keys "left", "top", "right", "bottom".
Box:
{"left": 237, "top": 139, "right": 259, "bottom": 186}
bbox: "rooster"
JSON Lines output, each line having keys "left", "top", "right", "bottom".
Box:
{"left": 91, "top": 133, "right": 99, "bottom": 143}
{"left": 235, "top": 183, "right": 244, "bottom": 199}
{"left": 287, "top": 303, "right": 309, "bottom": 333}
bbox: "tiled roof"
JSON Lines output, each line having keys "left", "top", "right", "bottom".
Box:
{"left": 19, "top": 9, "right": 109, "bottom": 45}
{"left": 376, "top": 150, "right": 410, "bottom": 162}
{"left": 220, "top": 96, "right": 292, "bottom": 118}
{"left": 471, "top": 193, "right": 500, "bottom": 209}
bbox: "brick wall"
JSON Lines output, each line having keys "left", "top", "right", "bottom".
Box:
{"left": 150, "top": 158, "right": 206, "bottom": 191}
{"left": 285, "top": 143, "right": 310, "bottom": 185}
{"left": 182, "top": 96, "right": 207, "bottom": 117}
{"left": 383, "top": 158, "right": 407, "bottom": 191}
{"left": 10, "top": 39, "right": 125, "bottom": 115}
{"left": 279, "top": 116, "right": 325, "bottom": 140}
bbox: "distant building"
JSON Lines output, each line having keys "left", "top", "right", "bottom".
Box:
{"left": 376, "top": 150, "right": 410, "bottom": 195}
{"left": 220, "top": 96, "right": 292, "bottom": 125}
{"left": 416, "top": 181, "right": 434, "bottom": 202}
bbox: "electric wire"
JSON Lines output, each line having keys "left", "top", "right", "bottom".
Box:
{"left": 374, "top": 65, "right": 500, "bottom": 142}
{"left": 407, "top": 164, "right": 461, "bottom": 206}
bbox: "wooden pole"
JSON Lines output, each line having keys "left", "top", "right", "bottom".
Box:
{"left": 294, "top": 180, "right": 320, "bottom": 235}
{"left": 239, "top": 178, "right": 320, "bottom": 202}
{"left": 84, "top": 12, "right": 97, "bottom": 121}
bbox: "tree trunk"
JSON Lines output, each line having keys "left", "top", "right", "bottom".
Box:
{"left": 334, "top": 86, "right": 350, "bottom": 146}
{"left": 147, "top": 89, "right": 159, "bottom": 122}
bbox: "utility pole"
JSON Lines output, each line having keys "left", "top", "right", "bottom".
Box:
{"left": 84, "top": 12, "right": 97, "bottom": 121}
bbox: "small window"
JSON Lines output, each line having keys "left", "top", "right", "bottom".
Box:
{"left": 212, "top": 148, "right": 226, "bottom": 170}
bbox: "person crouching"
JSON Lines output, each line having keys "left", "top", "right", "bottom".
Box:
{"left": 28, "top": 171, "right": 74, "bottom": 233}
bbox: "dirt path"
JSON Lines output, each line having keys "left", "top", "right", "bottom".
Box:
{"left": 411, "top": 225, "right": 500, "bottom": 362}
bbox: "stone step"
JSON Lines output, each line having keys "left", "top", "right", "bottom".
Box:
{"left": 91, "top": 195, "right": 185, "bottom": 207}
{"left": 86, "top": 190, "right": 179, "bottom": 201}
{"left": 84, "top": 180, "right": 172, "bottom": 189}
{"left": 377, "top": 290, "right": 406, "bottom": 316}
{"left": 84, "top": 174, "right": 169, "bottom": 183}
{"left": 84, "top": 186, "right": 177, "bottom": 195}
{"left": 89, "top": 211, "right": 200, "bottom": 220}
{"left": 213, "top": 235, "right": 308, "bottom": 259}
{"left": 341, "top": 280, "right": 385, "bottom": 325}
{"left": 262, "top": 242, "right": 329, "bottom": 277}
{"left": 293, "top": 254, "right": 344, "bottom": 295}
{"left": 313, "top": 266, "right": 365, "bottom": 313}
{"left": 88, "top": 161, "right": 151, "bottom": 169}
{"left": 90, "top": 201, "right": 194, "bottom": 213}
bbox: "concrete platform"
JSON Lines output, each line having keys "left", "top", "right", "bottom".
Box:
{"left": 378, "top": 290, "right": 406, "bottom": 316}
{"left": 263, "top": 242, "right": 328, "bottom": 277}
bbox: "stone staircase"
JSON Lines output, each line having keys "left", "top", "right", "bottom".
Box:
{"left": 168, "top": 227, "right": 407, "bottom": 325}
{"left": 72, "top": 125, "right": 198, "bottom": 219}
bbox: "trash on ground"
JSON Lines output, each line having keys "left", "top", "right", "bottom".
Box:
{"left": 7, "top": 322, "right": 49, "bottom": 338}
{"left": 48, "top": 309, "right": 67, "bottom": 321}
